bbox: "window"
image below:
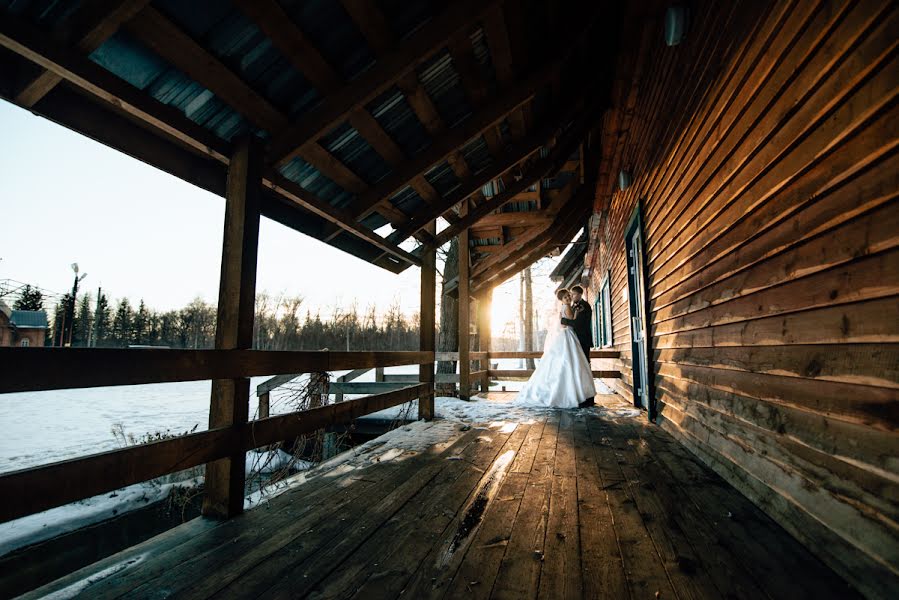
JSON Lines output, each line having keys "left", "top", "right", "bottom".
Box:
{"left": 595, "top": 273, "right": 613, "bottom": 347}
{"left": 20, "top": 338, "right": 30, "bottom": 347}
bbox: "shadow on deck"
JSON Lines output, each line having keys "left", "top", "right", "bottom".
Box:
{"left": 22, "top": 394, "right": 859, "bottom": 599}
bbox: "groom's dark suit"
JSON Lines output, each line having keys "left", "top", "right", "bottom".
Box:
{"left": 562, "top": 298, "right": 594, "bottom": 406}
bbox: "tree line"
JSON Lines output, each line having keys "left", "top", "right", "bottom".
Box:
{"left": 14, "top": 285, "right": 420, "bottom": 350}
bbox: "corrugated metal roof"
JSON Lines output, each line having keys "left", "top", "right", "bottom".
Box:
{"left": 278, "top": 156, "right": 355, "bottom": 209}
{"left": 4, "top": 0, "right": 511, "bottom": 246}
{"left": 10, "top": 310, "right": 49, "bottom": 328}
{"left": 418, "top": 51, "right": 472, "bottom": 128}
{"left": 375, "top": 0, "right": 440, "bottom": 41}
{"left": 424, "top": 160, "right": 460, "bottom": 197}
{"left": 367, "top": 86, "right": 431, "bottom": 157}
{"left": 90, "top": 31, "right": 257, "bottom": 141}
{"left": 390, "top": 185, "right": 427, "bottom": 216}
{"left": 278, "top": 0, "right": 375, "bottom": 81}
{"left": 320, "top": 121, "right": 393, "bottom": 186}
{"left": 0, "top": 0, "right": 77, "bottom": 28}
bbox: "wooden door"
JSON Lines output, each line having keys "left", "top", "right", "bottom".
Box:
{"left": 625, "top": 204, "right": 654, "bottom": 420}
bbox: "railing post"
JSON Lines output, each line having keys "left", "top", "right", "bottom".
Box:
{"left": 203, "top": 135, "right": 262, "bottom": 519}
{"left": 419, "top": 219, "right": 436, "bottom": 420}
{"left": 258, "top": 391, "right": 270, "bottom": 419}
{"left": 458, "top": 201, "right": 471, "bottom": 400}
{"left": 477, "top": 288, "right": 492, "bottom": 393}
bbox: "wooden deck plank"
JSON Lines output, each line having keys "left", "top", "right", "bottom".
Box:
{"left": 612, "top": 419, "right": 729, "bottom": 599}
{"left": 34, "top": 439, "right": 428, "bottom": 599}
{"left": 586, "top": 415, "right": 678, "bottom": 600}
{"left": 442, "top": 471, "right": 531, "bottom": 598}
{"left": 249, "top": 424, "right": 522, "bottom": 599}
{"left": 359, "top": 423, "right": 533, "bottom": 598}
{"left": 538, "top": 412, "right": 582, "bottom": 599}
{"left": 490, "top": 415, "right": 559, "bottom": 599}
{"left": 124, "top": 432, "right": 480, "bottom": 599}
{"left": 21, "top": 394, "right": 862, "bottom": 599}
{"left": 638, "top": 422, "right": 862, "bottom": 599}
{"left": 571, "top": 412, "right": 629, "bottom": 599}
{"left": 615, "top": 420, "right": 772, "bottom": 600}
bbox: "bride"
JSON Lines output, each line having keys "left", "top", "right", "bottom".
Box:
{"left": 516, "top": 288, "right": 596, "bottom": 408}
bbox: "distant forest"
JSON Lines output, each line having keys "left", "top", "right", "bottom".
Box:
{"left": 40, "top": 288, "right": 421, "bottom": 351}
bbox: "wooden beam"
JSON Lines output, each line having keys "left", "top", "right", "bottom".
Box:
{"left": 0, "top": 15, "right": 229, "bottom": 163}
{"left": 468, "top": 196, "right": 584, "bottom": 290}
{"left": 0, "top": 349, "right": 433, "bottom": 394}
{"left": 477, "top": 288, "right": 493, "bottom": 392}
{"left": 203, "top": 136, "right": 263, "bottom": 519}
{"left": 475, "top": 211, "right": 554, "bottom": 227}
{"left": 340, "top": 0, "right": 394, "bottom": 54}
{"left": 269, "top": 0, "right": 499, "bottom": 166}
{"left": 459, "top": 201, "right": 471, "bottom": 400}
{"left": 473, "top": 194, "right": 591, "bottom": 292}
{"left": 394, "top": 97, "right": 591, "bottom": 252}
{"left": 471, "top": 226, "right": 504, "bottom": 240}
{"left": 233, "top": 0, "right": 341, "bottom": 93}
{"left": 429, "top": 111, "right": 590, "bottom": 248}
{"left": 347, "top": 62, "right": 556, "bottom": 223}
{"left": 15, "top": 0, "right": 151, "bottom": 107}
{"left": 482, "top": 1, "right": 531, "bottom": 140}
{"left": 420, "top": 220, "right": 437, "bottom": 420}
{"left": 125, "top": 7, "right": 370, "bottom": 196}
{"left": 125, "top": 7, "right": 286, "bottom": 132}
{"left": 263, "top": 172, "right": 422, "bottom": 266}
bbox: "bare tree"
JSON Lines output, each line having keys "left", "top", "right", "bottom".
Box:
{"left": 437, "top": 238, "right": 459, "bottom": 395}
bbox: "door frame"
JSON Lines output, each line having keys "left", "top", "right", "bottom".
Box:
{"left": 624, "top": 202, "right": 656, "bottom": 421}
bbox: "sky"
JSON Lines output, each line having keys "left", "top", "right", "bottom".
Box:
{"left": 0, "top": 100, "right": 565, "bottom": 332}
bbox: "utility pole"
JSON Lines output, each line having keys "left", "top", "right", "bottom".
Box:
{"left": 65, "top": 263, "right": 87, "bottom": 347}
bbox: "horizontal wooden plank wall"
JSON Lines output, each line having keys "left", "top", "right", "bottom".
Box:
{"left": 586, "top": 0, "right": 899, "bottom": 597}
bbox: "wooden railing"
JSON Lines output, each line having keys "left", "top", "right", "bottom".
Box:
{"left": 0, "top": 348, "right": 434, "bottom": 523}
{"left": 482, "top": 350, "right": 622, "bottom": 382}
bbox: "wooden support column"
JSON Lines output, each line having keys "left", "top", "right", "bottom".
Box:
{"left": 202, "top": 135, "right": 262, "bottom": 519}
{"left": 419, "top": 219, "right": 437, "bottom": 420}
{"left": 458, "top": 201, "right": 471, "bottom": 400}
{"left": 477, "top": 287, "right": 493, "bottom": 392}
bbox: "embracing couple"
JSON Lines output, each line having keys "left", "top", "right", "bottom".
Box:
{"left": 517, "top": 285, "right": 596, "bottom": 409}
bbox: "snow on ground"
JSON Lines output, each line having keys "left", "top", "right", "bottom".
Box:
{"left": 0, "top": 477, "right": 200, "bottom": 558}
{"left": 0, "top": 449, "right": 312, "bottom": 559}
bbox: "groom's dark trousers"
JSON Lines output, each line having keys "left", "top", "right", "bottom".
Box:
{"left": 562, "top": 299, "right": 594, "bottom": 406}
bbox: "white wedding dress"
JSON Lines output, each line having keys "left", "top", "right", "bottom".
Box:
{"left": 516, "top": 309, "right": 596, "bottom": 408}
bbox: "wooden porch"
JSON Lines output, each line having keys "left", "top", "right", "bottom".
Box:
{"left": 22, "top": 393, "right": 858, "bottom": 600}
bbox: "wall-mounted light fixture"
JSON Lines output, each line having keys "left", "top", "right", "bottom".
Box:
{"left": 618, "top": 170, "right": 632, "bottom": 191}
{"left": 665, "top": 5, "right": 688, "bottom": 46}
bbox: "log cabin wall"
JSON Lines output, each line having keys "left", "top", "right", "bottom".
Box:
{"left": 586, "top": 0, "right": 899, "bottom": 596}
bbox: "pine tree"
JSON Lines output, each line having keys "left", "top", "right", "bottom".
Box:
{"left": 72, "top": 293, "right": 93, "bottom": 347}
{"left": 132, "top": 300, "right": 149, "bottom": 345}
{"left": 112, "top": 298, "right": 133, "bottom": 347}
{"left": 13, "top": 285, "right": 44, "bottom": 312}
{"left": 93, "top": 292, "right": 111, "bottom": 346}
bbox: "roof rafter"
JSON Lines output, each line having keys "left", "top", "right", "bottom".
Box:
{"left": 124, "top": 6, "right": 371, "bottom": 196}
{"left": 472, "top": 190, "right": 592, "bottom": 292}
{"left": 268, "top": 0, "right": 500, "bottom": 167}
{"left": 343, "top": 59, "right": 562, "bottom": 225}
{"left": 424, "top": 107, "right": 592, "bottom": 249}
{"left": 0, "top": 14, "right": 421, "bottom": 271}
{"left": 15, "top": 0, "right": 150, "bottom": 107}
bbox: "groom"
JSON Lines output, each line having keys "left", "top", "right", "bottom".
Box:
{"left": 561, "top": 285, "right": 595, "bottom": 407}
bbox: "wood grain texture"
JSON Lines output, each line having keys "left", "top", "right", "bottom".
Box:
{"left": 585, "top": 0, "right": 899, "bottom": 595}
